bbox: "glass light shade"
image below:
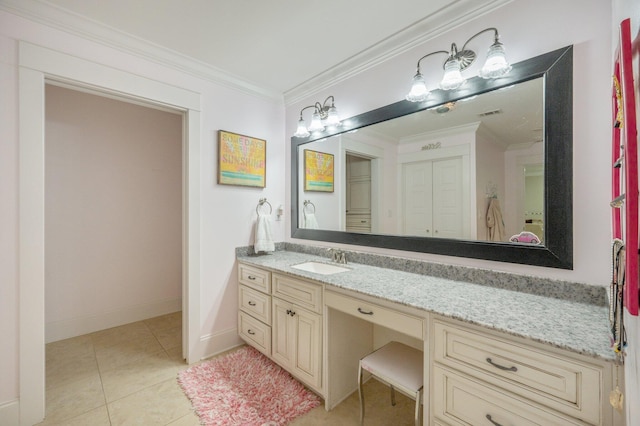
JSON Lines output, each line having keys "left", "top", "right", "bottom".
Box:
{"left": 439, "top": 58, "right": 465, "bottom": 90}
{"left": 325, "top": 105, "right": 341, "bottom": 129}
{"left": 479, "top": 42, "right": 512, "bottom": 79}
{"left": 405, "top": 72, "right": 429, "bottom": 102}
{"left": 308, "top": 111, "right": 324, "bottom": 133}
{"left": 294, "top": 117, "right": 310, "bottom": 138}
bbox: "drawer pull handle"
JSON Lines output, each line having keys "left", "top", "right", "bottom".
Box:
{"left": 486, "top": 358, "right": 517, "bottom": 372}
{"left": 247, "top": 275, "right": 256, "bottom": 280}
{"left": 357, "top": 307, "right": 374, "bottom": 315}
{"left": 286, "top": 309, "right": 296, "bottom": 317}
{"left": 486, "top": 414, "right": 503, "bottom": 426}
{"left": 248, "top": 301, "right": 256, "bottom": 306}
{"left": 247, "top": 329, "right": 255, "bottom": 335}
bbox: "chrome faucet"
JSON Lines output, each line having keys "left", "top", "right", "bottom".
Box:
{"left": 328, "top": 248, "right": 347, "bottom": 264}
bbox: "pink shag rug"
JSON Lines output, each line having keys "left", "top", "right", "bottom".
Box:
{"left": 177, "top": 345, "right": 321, "bottom": 426}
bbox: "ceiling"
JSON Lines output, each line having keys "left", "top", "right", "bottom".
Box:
{"left": 3, "top": 0, "right": 511, "bottom": 98}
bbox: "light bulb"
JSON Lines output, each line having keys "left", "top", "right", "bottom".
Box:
{"left": 294, "top": 117, "right": 310, "bottom": 138}
{"left": 325, "top": 105, "right": 341, "bottom": 129}
{"left": 308, "top": 111, "right": 324, "bottom": 133}
{"left": 439, "top": 58, "right": 465, "bottom": 90}
{"left": 406, "top": 72, "right": 429, "bottom": 102}
{"left": 480, "top": 42, "right": 512, "bottom": 79}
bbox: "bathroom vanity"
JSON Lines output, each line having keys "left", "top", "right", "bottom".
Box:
{"left": 237, "top": 249, "right": 623, "bottom": 425}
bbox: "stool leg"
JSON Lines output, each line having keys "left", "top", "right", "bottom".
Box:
{"left": 414, "top": 389, "right": 421, "bottom": 426}
{"left": 390, "top": 385, "right": 396, "bottom": 406}
{"left": 358, "top": 362, "right": 365, "bottom": 425}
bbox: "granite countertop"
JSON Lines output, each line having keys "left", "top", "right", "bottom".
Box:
{"left": 237, "top": 250, "right": 616, "bottom": 362}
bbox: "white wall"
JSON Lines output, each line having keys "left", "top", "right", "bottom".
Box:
{"left": 287, "top": 0, "right": 612, "bottom": 286}
{"left": 44, "top": 84, "right": 182, "bottom": 342}
{"left": 0, "top": 8, "right": 285, "bottom": 417}
{"left": 612, "top": 0, "right": 640, "bottom": 423}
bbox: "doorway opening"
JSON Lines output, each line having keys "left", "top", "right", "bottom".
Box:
{"left": 19, "top": 42, "right": 201, "bottom": 424}
{"left": 44, "top": 83, "right": 184, "bottom": 343}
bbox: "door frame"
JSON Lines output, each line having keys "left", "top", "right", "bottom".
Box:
{"left": 18, "top": 42, "right": 201, "bottom": 425}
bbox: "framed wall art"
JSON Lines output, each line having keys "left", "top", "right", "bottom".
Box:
{"left": 218, "top": 130, "right": 266, "bottom": 188}
{"left": 304, "top": 149, "right": 334, "bottom": 192}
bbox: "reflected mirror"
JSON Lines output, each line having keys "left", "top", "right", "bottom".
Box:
{"left": 291, "top": 46, "right": 573, "bottom": 269}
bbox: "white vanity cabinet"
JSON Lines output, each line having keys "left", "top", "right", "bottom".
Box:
{"left": 431, "top": 317, "right": 619, "bottom": 426}
{"left": 271, "top": 273, "right": 323, "bottom": 393}
{"left": 237, "top": 263, "right": 272, "bottom": 356}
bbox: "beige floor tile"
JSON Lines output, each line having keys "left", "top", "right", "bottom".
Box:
{"left": 166, "top": 345, "right": 185, "bottom": 361}
{"left": 144, "top": 311, "right": 182, "bottom": 331}
{"left": 46, "top": 348, "right": 99, "bottom": 390}
{"left": 108, "top": 378, "right": 193, "bottom": 425}
{"left": 50, "top": 405, "right": 111, "bottom": 426}
{"left": 152, "top": 325, "right": 182, "bottom": 351}
{"left": 290, "top": 379, "right": 417, "bottom": 426}
{"left": 166, "top": 411, "right": 202, "bottom": 426}
{"left": 90, "top": 321, "right": 155, "bottom": 349}
{"left": 46, "top": 334, "right": 94, "bottom": 361}
{"left": 101, "top": 349, "right": 186, "bottom": 402}
{"left": 94, "top": 334, "right": 165, "bottom": 373}
{"left": 39, "top": 374, "right": 106, "bottom": 424}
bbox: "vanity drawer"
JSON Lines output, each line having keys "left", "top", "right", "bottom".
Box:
{"left": 346, "top": 215, "right": 371, "bottom": 227}
{"left": 433, "top": 365, "right": 584, "bottom": 426}
{"left": 272, "top": 273, "right": 323, "bottom": 314}
{"left": 238, "top": 263, "right": 271, "bottom": 293}
{"left": 433, "top": 319, "right": 602, "bottom": 424}
{"left": 325, "top": 291, "right": 423, "bottom": 340}
{"left": 238, "top": 311, "right": 271, "bottom": 356}
{"left": 239, "top": 285, "right": 271, "bottom": 324}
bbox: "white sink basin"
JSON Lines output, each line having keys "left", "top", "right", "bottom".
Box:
{"left": 291, "top": 261, "right": 350, "bottom": 275}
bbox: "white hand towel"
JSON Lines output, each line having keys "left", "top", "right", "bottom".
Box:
{"left": 304, "top": 212, "right": 319, "bottom": 229}
{"left": 254, "top": 213, "right": 275, "bottom": 253}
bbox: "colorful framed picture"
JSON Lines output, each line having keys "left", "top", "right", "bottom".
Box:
{"left": 304, "top": 149, "right": 334, "bottom": 192}
{"left": 217, "top": 130, "right": 266, "bottom": 188}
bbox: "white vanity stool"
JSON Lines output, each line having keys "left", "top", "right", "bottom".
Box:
{"left": 358, "top": 341, "right": 424, "bottom": 426}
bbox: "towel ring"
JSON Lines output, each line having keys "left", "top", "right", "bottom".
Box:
{"left": 303, "top": 200, "right": 316, "bottom": 214}
{"left": 256, "top": 198, "right": 272, "bottom": 215}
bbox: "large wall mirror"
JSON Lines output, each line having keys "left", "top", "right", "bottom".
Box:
{"left": 291, "top": 45, "right": 572, "bottom": 269}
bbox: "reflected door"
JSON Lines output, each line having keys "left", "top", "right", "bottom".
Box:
{"left": 403, "top": 157, "right": 463, "bottom": 238}
{"left": 346, "top": 154, "right": 372, "bottom": 233}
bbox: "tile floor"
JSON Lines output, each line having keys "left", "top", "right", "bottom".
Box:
{"left": 39, "top": 312, "right": 417, "bottom": 425}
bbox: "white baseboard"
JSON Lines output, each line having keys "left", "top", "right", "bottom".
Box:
{"left": 45, "top": 298, "right": 182, "bottom": 343}
{"left": 0, "top": 399, "right": 19, "bottom": 426}
{"left": 198, "top": 327, "right": 244, "bottom": 360}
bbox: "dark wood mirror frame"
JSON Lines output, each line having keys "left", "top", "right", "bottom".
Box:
{"left": 291, "top": 45, "right": 572, "bottom": 269}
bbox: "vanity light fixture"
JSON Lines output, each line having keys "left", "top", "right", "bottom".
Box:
{"left": 405, "top": 27, "right": 512, "bottom": 102}
{"left": 293, "top": 96, "right": 341, "bottom": 138}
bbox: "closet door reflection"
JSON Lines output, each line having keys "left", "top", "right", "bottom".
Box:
{"left": 402, "top": 157, "right": 466, "bottom": 239}
{"left": 345, "top": 154, "right": 372, "bottom": 233}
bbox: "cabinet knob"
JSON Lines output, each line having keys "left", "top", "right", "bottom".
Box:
{"left": 486, "top": 414, "right": 503, "bottom": 426}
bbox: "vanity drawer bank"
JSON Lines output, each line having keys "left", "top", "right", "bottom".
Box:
{"left": 236, "top": 249, "right": 622, "bottom": 426}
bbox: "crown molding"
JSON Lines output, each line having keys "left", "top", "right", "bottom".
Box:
{"left": 283, "top": 0, "right": 513, "bottom": 106}
{"left": 0, "top": 0, "right": 284, "bottom": 103}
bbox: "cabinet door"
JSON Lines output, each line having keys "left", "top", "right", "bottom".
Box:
{"left": 272, "top": 297, "right": 322, "bottom": 391}
{"left": 293, "top": 308, "right": 322, "bottom": 390}
{"left": 272, "top": 298, "right": 295, "bottom": 368}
